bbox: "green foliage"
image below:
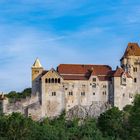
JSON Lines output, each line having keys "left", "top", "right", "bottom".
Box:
{"left": 98, "top": 107, "right": 124, "bottom": 139}
{"left": 128, "top": 94, "right": 140, "bottom": 140}
{"left": 1, "top": 89, "right": 140, "bottom": 140}
{"left": 0, "top": 113, "right": 37, "bottom": 140}
{"left": 5, "top": 88, "right": 31, "bottom": 102}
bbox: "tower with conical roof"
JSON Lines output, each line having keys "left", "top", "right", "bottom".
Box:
{"left": 32, "top": 58, "right": 43, "bottom": 95}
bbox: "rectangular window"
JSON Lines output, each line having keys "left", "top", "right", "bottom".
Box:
{"left": 81, "top": 92, "right": 85, "bottom": 96}
{"left": 69, "top": 92, "right": 73, "bottom": 96}
{"left": 52, "top": 92, "right": 56, "bottom": 96}
{"left": 92, "top": 83, "right": 96, "bottom": 88}
{"left": 123, "top": 78, "right": 126, "bottom": 82}
{"left": 133, "top": 67, "right": 137, "bottom": 72}
{"left": 134, "top": 78, "right": 137, "bottom": 83}
{"left": 103, "top": 91, "right": 106, "bottom": 95}
{"left": 93, "top": 78, "right": 96, "bottom": 82}
{"left": 103, "top": 85, "right": 107, "bottom": 88}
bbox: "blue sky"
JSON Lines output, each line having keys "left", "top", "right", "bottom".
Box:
{"left": 0, "top": 0, "right": 140, "bottom": 92}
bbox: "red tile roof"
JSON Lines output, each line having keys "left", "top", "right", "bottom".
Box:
{"left": 58, "top": 64, "right": 112, "bottom": 75}
{"left": 121, "top": 43, "right": 140, "bottom": 59}
{"left": 61, "top": 75, "right": 89, "bottom": 80}
{"left": 57, "top": 64, "right": 112, "bottom": 81}
{"left": 113, "top": 67, "right": 132, "bottom": 78}
{"left": 98, "top": 76, "right": 112, "bottom": 81}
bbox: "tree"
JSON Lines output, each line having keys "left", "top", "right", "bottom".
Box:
{"left": 5, "top": 88, "right": 31, "bottom": 102}
{"left": 128, "top": 94, "right": 140, "bottom": 140}
{"left": 0, "top": 113, "right": 39, "bottom": 140}
{"left": 98, "top": 107, "right": 123, "bottom": 139}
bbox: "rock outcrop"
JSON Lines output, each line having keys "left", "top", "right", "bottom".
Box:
{"left": 66, "top": 102, "right": 111, "bottom": 120}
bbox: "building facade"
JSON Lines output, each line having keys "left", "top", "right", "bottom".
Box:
{"left": 0, "top": 43, "right": 140, "bottom": 120}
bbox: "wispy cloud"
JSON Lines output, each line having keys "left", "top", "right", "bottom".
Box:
{"left": 0, "top": 1, "right": 140, "bottom": 92}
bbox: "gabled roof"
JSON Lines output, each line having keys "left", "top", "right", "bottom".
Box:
{"left": 113, "top": 67, "right": 132, "bottom": 78}
{"left": 41, "top": 68, "right": 62, "bottom": 79}
{"left": 121, "top": 43, "right": 140, "bottom": 59}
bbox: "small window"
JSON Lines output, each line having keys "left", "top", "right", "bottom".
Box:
{"left": 81, "top": 92, "right": 85, "bottom": 96}
{"left": 35, "top": 70, "right": 39, "bottom": 74}
{"left": 134, "top": 78, "right": 137, "bottom": 83}
{"left": 133, "top": 67, "right": 137, "bottom": 72}
{"left": 103, "top": 91, "right": 106, "bottom": 95}
{"left": 82, "top": 85, "right": 86, "bottom": 87}
{"left": 123, "top": 93, "right": 125, "bottom": 97}
{"left": 123, "top": 78, "right": 126, "bottom": 82}
{"left": 93, "top": 92, "right": 95, "bottom": 95}
{"left": 103, "top": 85, "right": 107, "bottom": 88}
{"left": 45, "top": 79, "right": 48, "bottom": 83}
{"left": 58, "top": 78, "right": 61, "bottom": 83}
{"left": 69, "top": 92, "right": 73, "bottom": 96}
{"left": 55, "top": 78, "right": 57, "bottom": 83}
{"left": 52, "top": 78, "right": 54, "bottom": 83}
{"left": 52, "top": 92, "right": 56, "bottom": 96}
{"left": 92, "top": 83, "right": 96, "bottom": 88}
{"left": 93, "top": 78, "right": 96, "bottom": 82}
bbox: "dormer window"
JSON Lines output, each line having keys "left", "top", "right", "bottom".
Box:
{"left": 92, "top": 83, "right": 96, "bottom": 88}
{"left": 93, "top": 78, "right": 96, "bottom": 82}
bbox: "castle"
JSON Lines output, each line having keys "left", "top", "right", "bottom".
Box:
{"left": 0, "top": 42, "right": 140, "bottom": 120}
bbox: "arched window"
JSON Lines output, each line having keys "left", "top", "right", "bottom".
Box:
{"left": 45, "top": 79, "right": 48, "bottom": 83}
{"left": 58, "top": 78, "right": 60, "bottom": 83}
{"left": 48, "top": 78, "right": 51, "bottom": 83}
{"left": 55, "top": 78, "right": 57, "bottom": 83}
{"left": 52, "top": 78, "right": 54, "bottom": 83}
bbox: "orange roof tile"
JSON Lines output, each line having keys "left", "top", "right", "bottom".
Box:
{"left": 113, "top": 67, "right": 132, "bottom": 78}
{"left": 122, "top": 43, "right": 140, "bottom": 59}
{"left": 58, "top": 64, "right": 112, "bottom": 75}
{"left": 61, "top": 75, "right": 88, "bottom": 80}
{"left": 57, "top": 64, "right": 112, "bottom": 81}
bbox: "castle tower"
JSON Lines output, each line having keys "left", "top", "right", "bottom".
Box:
{"left": 32, "top": 58, "right": 43, "bottom": 95}
{"left": 120, "top": 43, "right": 140, "bottom": 94}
